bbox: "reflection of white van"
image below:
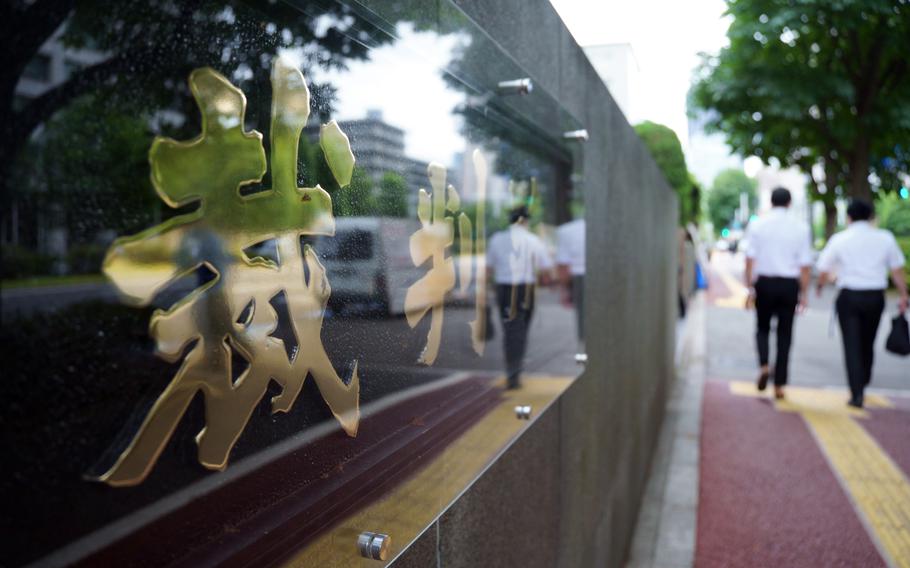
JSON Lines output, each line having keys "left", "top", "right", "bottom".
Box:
{"left": 311, "top": 217, "right": 422, "bottom": 315}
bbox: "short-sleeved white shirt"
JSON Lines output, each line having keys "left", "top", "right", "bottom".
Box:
{"left": 555, "top": 219, "right": 585, "bottom": 276}
{"left": 744, "top": 207, "right": 813, "bottom": 279}
{"left": 816, "top": 221, "right": 906, "bottom": 290}
{"left": 487, "top": 224, "right": 553, "bottom": 285}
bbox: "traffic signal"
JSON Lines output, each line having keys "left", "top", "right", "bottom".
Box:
{"left": 721, "top": 228, "right": 730, "bottom": 238}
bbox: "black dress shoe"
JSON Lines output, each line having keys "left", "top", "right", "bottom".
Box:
{"left": 757, "top": 370, "right": 770, "bottom": 391}
{"left": 847, "top": 398, "right": 863, "bottom": 409}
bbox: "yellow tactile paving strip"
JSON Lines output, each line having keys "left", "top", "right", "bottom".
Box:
{"left": 711, "top": 261, "right": 750, "bottom": 309}
{"left": 281, "top": 374, "right": 574, "bottom": 568}
{"left": 731, "top": 381, "right": 910, "bottom": 567}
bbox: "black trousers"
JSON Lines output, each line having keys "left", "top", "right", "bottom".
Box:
{"left": 496, "top": 284, "right": 535, "bottom": 386}
{"left": 754, "top": 276, "right": 799, "bottom": 385}
{"left": 836, "top": 289, "right": 885, "bottom": 402}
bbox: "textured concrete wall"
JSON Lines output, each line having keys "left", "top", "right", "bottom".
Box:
{"left": 392, "top": 1, "right": 679, "bottom": 566}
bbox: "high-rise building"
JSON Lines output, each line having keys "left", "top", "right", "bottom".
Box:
{"left": 305, "top": 109, "right": 430, "bottom": 214}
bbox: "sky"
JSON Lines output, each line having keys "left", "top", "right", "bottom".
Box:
{"left": 300, "top": 3, "right": 733, "bottom": 171}
{"left": 299, "top": 23, "right": 467, "bottom": 165}
{"left": 548, "top": 0, "right": 730, "bottom": 151}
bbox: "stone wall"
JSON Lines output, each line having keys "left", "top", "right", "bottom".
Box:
{"left": 393, "top": 1, "right": 679, "bottom": 565}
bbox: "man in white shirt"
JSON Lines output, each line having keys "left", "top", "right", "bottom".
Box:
{"left": 743, "top": 187, "right": 814, "bottom": 399}
{"left": 816, "top": 199, "right": 908, "bottom": 408}
{"left": 555, "top": 218, "right": 585, "bottom": 344}
{"left": 487, "top": 206, "right": 554, "bottom": 389}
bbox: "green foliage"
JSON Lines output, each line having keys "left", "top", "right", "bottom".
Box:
{"left": 634, "top": 121, "right": 688, "bottom": 190}
{"left": 897, "top": 237, "right": 910, "bottom": 283}
{"left": 901, "top": 238, "right": 910, "bottom": 279}
{"left": 884, "top": 209, "right": 910, "bottom": 238}
{"left": 1, "top": 0, "right": 397, "bottom": 279}
{"left": 66, "top": 243, "right": 107, "bottom": 275}
{"left": 377, "top": 172, "right": 409, "bottom": 217}
{"left": 707, "top": 168, "right": 757, "bottom": 232}
{"left": 634, "top": 121, "right": 698, "bottom": 225}
{"left": 691, "top": 0, "right": 910, "bottom": 201}
{"left": 0, "top": 245, "right": 54, "bottom": 279}
{"left": 686, "top": 172, "right": 703, "bottom": 226}
{"left": 36, "top": 95, "right": 157, "bottom": 239}
{"left": 333, "top": 167, "right": 377, "bottom": 217}
{"left": 879, "top": 194, "right": 910, "bottom": 237}
{"left": 2, "top": 0, "right": 394, "bottom": 179}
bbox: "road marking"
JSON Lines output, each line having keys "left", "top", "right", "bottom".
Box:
{"left": 731, "top": 382, "right": 910, "bottom": 568}
{"left": 709, "top": 259, "right": 749, "bottom": 309}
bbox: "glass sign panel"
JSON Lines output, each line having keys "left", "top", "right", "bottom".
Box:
{"left": 0, "top": 0, "right": 586, "bottom": 565}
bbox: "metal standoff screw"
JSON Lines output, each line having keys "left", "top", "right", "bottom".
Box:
{"left": 358, "top": 531, "right": 391, "bottom": 561}
{"left": 575, "top": 353, "right": 588, "bottom": 365}
{"left": 497, "top": 78, "right": 533, "bottom": 95}
{"left": 514, "top": 405, "right": 533, "bottom": 420}
{"left": 562, "top": 129, "right": 589, "bottom": 142}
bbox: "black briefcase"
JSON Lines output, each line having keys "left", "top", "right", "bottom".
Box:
{"left": 885, "top": 313, "right": 910, "bottom": 356}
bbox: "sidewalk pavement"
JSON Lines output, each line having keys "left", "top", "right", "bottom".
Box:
{"left": 628, "top": 252, "right": 910, "bottom": 568}
{"left": 627, "top": 291, "right": 704, "bottom": 568}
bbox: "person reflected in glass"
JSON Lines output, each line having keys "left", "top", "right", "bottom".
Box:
{"left": 556, "top": 217, "right": 585, "bottom": 348}
{"left": 486, "top": 206, "right": 554, "bottom": 389}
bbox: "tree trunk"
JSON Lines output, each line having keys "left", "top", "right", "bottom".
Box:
{"left": 847, "top": 136, "right": 872, "bottom": 201}
{"left": 824, "top": 200, "right": 837, "bottom": 240}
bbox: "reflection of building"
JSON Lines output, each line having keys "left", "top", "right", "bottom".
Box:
{"left": 686, "top": 107, "right": 743, "bottom": 188}
{"left": 5, "top": 28, "right": 104, "bottom": 256}
{"left": 14, "top": 28, "right": 105, "bottom": 104}
{"left": 583, "top": 43, "right": 640, "bottom": 123}
{"left": 307, "top": 109, "right": 429, "bottom": 213}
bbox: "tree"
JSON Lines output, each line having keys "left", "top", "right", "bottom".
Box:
{"left": 879, "top": 193, "right": 910, "bottom": 237}
{"left": 377, "top": 172, "right": 409, "bottom": 217}
{"left": 634, "top": 121, "right": 688, "bottom": 189}
{"left": 692, "top": 0, "right": 910, "bottom": 204}
{"left": 1, "top": 0, "right": 393, "bottom": 234}
{"left": 686, "top": 172, "right": 703, "bottom": 227}
{"left": 707, "top": 168, "right": 757, "bottom": 232}
{"left": 633, "top": 121, "right": 698, "bottom": 225}
{"left": 33, "top": 95, "right": 157, "bottom": 238}
{"left": 333, "top": 167, "right": 376, "bottom": 217}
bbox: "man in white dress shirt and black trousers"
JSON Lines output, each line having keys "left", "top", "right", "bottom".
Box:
{"left": 487, "top": 206, "right": 553, "bottom": 389}
{"left": 744, "top": 187, "right": 814, "bottom": 399}
{"left": 555, "top": 218, "right": 585, "bottom": 344}
{"left": 816, "top": 199, "right": 908, "bottom": 408}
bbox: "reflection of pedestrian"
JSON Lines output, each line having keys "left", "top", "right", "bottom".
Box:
{"left": 816, "top": 199, "right": 908, "bottom": 408}
{"left": 487, "top": 206, "right": 553, "bottom": 389}
{"left": 556, "top": 218, "right": 585, "bottom": 344}
{"left": 743, "top": 187, "right": 813, "bottom": 399}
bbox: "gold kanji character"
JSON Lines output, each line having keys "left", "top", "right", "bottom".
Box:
{"left": 406, "top": 150, "right": 489, "bottom": 363}
{"left": 94, "top": 57, "right": 359, "bottom": 487}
